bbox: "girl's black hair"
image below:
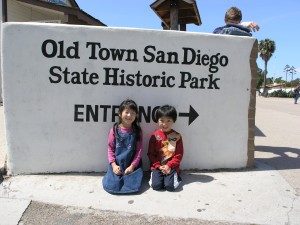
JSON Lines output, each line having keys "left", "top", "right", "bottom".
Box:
{"left": 113, "top": 99, "right": 142, "bottom": 141}
{"left": 155, "top": 105, "right": 177, "bottom": 122}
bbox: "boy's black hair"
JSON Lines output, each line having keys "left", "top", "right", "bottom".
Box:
{"left": 155, "top": 105, "right": 177, "bottom": 122}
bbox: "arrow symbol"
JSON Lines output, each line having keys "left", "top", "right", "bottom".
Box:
{"left": 179, "top": 105, "right": 199, "bottom": 125}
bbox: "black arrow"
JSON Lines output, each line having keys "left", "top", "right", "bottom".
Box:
{"left": 179, "top": 105, "right": 199, "bottom": 125}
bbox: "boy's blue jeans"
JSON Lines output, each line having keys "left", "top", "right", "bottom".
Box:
{"left": 149, "top": 169, "right": 182, "bottom": 191}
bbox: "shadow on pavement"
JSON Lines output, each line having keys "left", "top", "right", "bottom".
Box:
{"left": 141, "top": 171, "right": 214, "bottom": 192}
{"left": 0, "top": 171, "right": 3, "bottom": 184}
{"left": 182, "top": 172, "right": 215, "bottom": 184}
{"left": 255, "top": 126, "right": 266, "bottom": 137}
{"left": 256, "top": 146, "right": 300, "bottom": 170}
{"left": 173, "top": 172, "right": 215, "bottom": 192}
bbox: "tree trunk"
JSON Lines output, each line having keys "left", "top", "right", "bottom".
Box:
{"left": 262, "top": 61, "right": 268, "bottom": 97}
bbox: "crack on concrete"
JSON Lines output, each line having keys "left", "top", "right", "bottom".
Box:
{"left": 0, "top": 180, "right": 12, "bottom": 198}
{"left": 286, "top": 196, "right": 297, "bottom": 225}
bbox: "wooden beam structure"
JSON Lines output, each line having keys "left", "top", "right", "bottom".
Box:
{"left": 150, "top": 0, "right": 201, "bottom": 31}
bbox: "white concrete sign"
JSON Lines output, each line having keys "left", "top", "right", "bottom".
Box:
{"left": 0, "top": 0, "right": 2, "bottom": 103}
{"left": 2, "top": 23, "right": 257, "bottom": 174}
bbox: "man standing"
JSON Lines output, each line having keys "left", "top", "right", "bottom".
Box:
{"left": 294, "top": 84, "right": 300, "bottom": 104}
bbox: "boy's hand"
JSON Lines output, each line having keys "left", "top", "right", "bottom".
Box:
{"left": 163, "top": 165, "right": 171, "bottom": 175}
{"left": 159, "top": 165, "right": 171, "bottom": 175}
{"left": 124, "top": 164, "right": 135, "bottom": 175}
{"left": 241, "top": 21, "right": 260, "bottom": 32}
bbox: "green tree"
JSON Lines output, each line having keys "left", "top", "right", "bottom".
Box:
{"left": 274, "top": 77, "right": 284, "bottom": 84}
{"left": 258, "top": 38, "right": 276, "bottom": 95}
{"left": 266, "top": 77, "right": 274, "bottom": 85}
{"left": 256, "top": 67, "right": 264, "bottom": 90}
{"left": 294, "top": 78, "right": 300, "bottom": 85}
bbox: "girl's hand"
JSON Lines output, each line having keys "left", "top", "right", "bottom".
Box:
{"left": 124, "top": 164, "right": 135, "bottom": 175}
{"left": 111, "top": 162, "right": 122, "bottom": 175}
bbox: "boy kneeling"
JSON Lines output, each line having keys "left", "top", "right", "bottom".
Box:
{"left": 148, "top": 105, "right": 184, "bottom": 191}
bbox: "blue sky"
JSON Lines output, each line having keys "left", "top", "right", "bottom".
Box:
{"left": 76, "top": 0, "right": 300, "bottom": 81}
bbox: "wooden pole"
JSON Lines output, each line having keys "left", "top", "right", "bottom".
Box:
{"left": 161, "top": 22, "right": 169, "bottom": 30}
{"left": 180, "top": 23, "right": 186, "bottom": 31}
{"left": 170, "top": 0, "right": 178, "bottom": 30}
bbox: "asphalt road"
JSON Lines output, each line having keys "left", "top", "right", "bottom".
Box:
{"left": 255, "top": 96, "right": 300, "bottom": 195}
{"left": 19, "top": 201, "right": 252, "bottom": 225}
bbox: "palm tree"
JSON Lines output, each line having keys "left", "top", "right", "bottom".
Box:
{"left": 284, "top": 65, "right": 290, "bottom": 91}
{"left": 289, "top": 66, "right": 297, "bottom": 87}
{"left": 258, "top": 39, "right": 276, "bottom": 95}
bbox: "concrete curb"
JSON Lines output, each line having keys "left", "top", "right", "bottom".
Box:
{"left": 0, "top": 198, "right": 31, "bottom": 225}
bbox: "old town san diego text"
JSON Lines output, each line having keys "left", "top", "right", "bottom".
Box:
{"left": 41, "top": 40, "right": 228, "bottom": 89}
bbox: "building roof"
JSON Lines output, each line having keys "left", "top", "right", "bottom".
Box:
{"left": 265, "top": 83, "right": 285, "bottom": 88}
{"left": 15, "top": 0, "right": 107, "bottom": 26}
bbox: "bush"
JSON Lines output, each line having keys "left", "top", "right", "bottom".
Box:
{"left": 288, "top": 91, "right": 295, "bottom": 98}
{"left": 268, "top": 90, "right": 292, "bottom": 98}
